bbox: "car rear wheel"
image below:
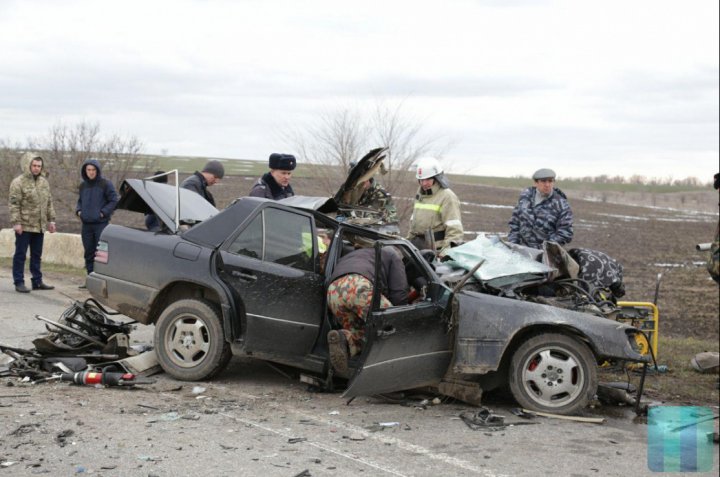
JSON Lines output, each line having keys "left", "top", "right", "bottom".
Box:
{"left": 508, "top": 333, "right": 598, "bottom": 415}
{"left": 155, "top": 299, "right": 232, "bottom": 381}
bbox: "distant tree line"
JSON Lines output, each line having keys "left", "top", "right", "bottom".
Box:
{"left": 1, "top": 121, "right": 154, "bottom": 213}
{"left": 565, "top": 174, "right": 709, "bottom": 187}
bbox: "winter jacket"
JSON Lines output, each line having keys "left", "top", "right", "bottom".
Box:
{"left": 249, "top": 172, "right": 294, "bottom": 200}
{"left": 329, "top": 247, "right": 408, "bottom": 306}
{"left": 9, "top": 152, "right": 56, "bottom": 233}
{"left": 75, "top": 159, "right": 119, "bottom": 224}
{"left": 407, "top": 182, "right": 464, "bottom": 251}
{"left": 181, "top": 172, "right": 216, "bottom": 206}
{"left": 508, "top": 187, "right": 574, "bottom": 249}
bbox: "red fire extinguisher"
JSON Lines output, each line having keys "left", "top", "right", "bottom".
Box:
{"left": 60, "top": 370, "right": 154, "bottom": 387}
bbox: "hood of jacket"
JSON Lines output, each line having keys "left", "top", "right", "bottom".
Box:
{"left": 81, "top": 159, "right": 103, "bottom": 182}
{"left": 19, "top": 152, "right": 45, "bottom": 179}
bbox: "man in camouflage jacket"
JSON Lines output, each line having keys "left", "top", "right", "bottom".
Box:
{"left": 508, "top": 168, "right": 573, "bottom": 249}
{"left": 349, "top": 178, "right": 398, "bottom": 223}
{"left": 9, "top": 152, "right": 57, "bottom": 292}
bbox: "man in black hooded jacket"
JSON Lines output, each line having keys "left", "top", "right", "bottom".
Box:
{"left": 76, "top": 159, "right": 119, "bottom": 277}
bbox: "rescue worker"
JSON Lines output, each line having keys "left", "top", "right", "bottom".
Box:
{"left": 407, "top": 157, "right": 464, "bottom": 253}
{"left": 508, "top": 168, "right": 574, "bottom": 249}
{"left": 326, "top": 246, "right": 408, "bottom": 375}
{"left": 249, "top": 153, "right": 296, "bottom": 200}
{"left": 8, "top": 152, "right": 57, "bottom": 293}
{"left": 181, "top": 160, "right": 224, "bottom": 206}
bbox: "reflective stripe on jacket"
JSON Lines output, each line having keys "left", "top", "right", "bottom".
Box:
{"left": 407, "top": 182, "right": 463, "bottom": 251}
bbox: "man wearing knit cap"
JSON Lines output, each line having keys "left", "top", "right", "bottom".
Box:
{"left": 180, "top": 159, "right": 224, "bottom": 207}
{"left": 249, "top": 153, "right": 297, "bottom": 200}
{"left": 508, "top": 168, "right": 573, "bottom": 249}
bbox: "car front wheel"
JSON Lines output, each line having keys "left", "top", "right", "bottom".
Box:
{"left": 509, "top": 333, "right": 598, "bottom": 415}
{"left": 155, "top": 299, "right": 232, "bottom": 381}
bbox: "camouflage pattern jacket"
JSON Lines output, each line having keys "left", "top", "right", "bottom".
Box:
{"left": 356, "top": 181, "right": 398, "bottom": 223}
{"left": 508, "top": 187, "right": 573, "bottom": 249}
{"left": 9, "top": 153, "right": 56, "bottom": 233}
{"left": 408, "top": 182, "right": 464, "bottom": 252}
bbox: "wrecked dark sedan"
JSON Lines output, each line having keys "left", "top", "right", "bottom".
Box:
{"left": 87, "top": 176, "right": 650, "bottom": 414}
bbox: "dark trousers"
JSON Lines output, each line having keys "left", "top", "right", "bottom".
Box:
{"left": 13, "top": 231, "right": 45, "bottom": 287}
{"left": 81, "top": 222, "right": 107, "bottom": 274}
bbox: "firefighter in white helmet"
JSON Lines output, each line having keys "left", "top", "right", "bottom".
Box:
{"left": 407, "top": 157, "right": 464, "bottom": 253}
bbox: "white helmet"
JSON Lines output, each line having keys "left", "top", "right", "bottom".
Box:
{"left": 415, "top": 157, "right": 443, "bottom": 180}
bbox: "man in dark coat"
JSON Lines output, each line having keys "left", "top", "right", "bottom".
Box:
{"left": 181, "top": 160, "right": 224, "bottom": 206}
{"left": 325, "top": 246, "right": 408, "bottom": 375}
{"left": 76, "top": 159, "right": 119, "bottom": 277}
{"left": 249, "top": 153, "right": 296, "bottom": 200}
{"left": 508, "top": 168, "right": 574, "bottom": 249}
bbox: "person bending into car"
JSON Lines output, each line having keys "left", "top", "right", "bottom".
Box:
{"left": 407, "top": 157, "right": 464, "bottom": 254}
{"left": 249, "top": 153, "right": 296, "bottom": 200}
{"left": 326, "top": 246, "right": 408, "bottom": 376}
{"left": 181, "top": 160, "right": 224, "bottom": 206}
{"left": 507, "top": 168, "right": 573, "bottom": 249}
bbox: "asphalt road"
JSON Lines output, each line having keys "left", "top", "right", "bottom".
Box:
{"left": 1, "top": 266, "right": 718, "bottom": 477}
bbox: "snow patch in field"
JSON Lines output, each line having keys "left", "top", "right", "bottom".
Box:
{"left": 461, "top": 201, "right": 514, "bottom": 209}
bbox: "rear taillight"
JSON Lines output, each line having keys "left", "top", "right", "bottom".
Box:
{"left": 95, "top": 241, "right": 109, "bottom": 264}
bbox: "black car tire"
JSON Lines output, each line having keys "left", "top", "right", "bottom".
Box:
{"left": 155, "top": 299, "right": 232, "bottom": 381}
{"left": 508, "top": 333, "right": 598, "bottom": 415}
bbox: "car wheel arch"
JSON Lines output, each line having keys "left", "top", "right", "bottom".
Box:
{"left": 499, "top": 324, "right": 599, "bottom": 372}
{"left": 150, "top": 280, "right": 225, "bottom": 322}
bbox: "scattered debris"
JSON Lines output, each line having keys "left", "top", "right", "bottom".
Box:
{"left": 460, "top": 408, "right": 505, "bottom": 430}
{"left": 597, "top": 382, "right": 637, "bottom": 406}
{"left": 55, "top": 429, "right": 74, "bottom": 447}
{"left": 0, "top": 299, "right": 157, "bottom": 389}
{"left": 691, "top": 352, "right": 719, "bottom": 374}
{"left": 521, "top": 409, "right": 605, "bottom": 424}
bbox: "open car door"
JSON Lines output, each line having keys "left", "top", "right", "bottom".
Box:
{"left": 343, "top": 244, "right": 454, "bottom": 398}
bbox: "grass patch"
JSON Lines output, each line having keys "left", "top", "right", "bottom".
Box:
{"left": 0, "top": 257, "right": 85, "bottom": 277}
{"left": 601, "top": 335, "right": 719, "bottom": 406}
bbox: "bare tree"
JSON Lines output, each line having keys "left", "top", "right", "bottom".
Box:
{"left": 281, "top": 101, "right": 449, "bottom": 223}
{"left": 25, "top": 121, "right": 151, "bottom": 212}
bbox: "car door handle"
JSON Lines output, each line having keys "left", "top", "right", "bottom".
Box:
{"left": 377, "top": 326, "right": 396, "bottom": 338}
{"left": 230, "top": 270, "right": 257, "bottom": 282}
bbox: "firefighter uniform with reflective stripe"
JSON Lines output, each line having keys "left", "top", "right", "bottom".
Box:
{"left": 408, "top": 182, "right": 464, "bottom": 252}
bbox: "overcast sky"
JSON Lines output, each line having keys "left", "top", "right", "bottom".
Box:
{"left": 1, "top": 0, "right": 718, "bottom": 181}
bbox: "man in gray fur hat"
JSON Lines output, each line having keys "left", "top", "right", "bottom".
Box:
{"left": 508, "top": 168, "right": 574, "bottom": 249}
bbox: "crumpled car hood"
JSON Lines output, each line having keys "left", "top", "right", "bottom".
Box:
{"left": 440, "top": 234, "right": 555, "bottom": 289}
{"left": 333, "top": 147, "right": 388, "bottom": 206}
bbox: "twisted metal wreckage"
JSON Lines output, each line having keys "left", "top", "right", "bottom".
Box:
{"left": 0, "top": 299, "right": 157, "bottom": 387}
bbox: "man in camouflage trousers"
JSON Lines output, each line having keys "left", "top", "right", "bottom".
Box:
{"left": 326, "top": 247, "right": 408, "bottom": 376}
{"left": 9, "top": 152, "right": 57, "bottom": 293}
{"left": 508, "top": 168, "right": 574, "bottom": 249}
